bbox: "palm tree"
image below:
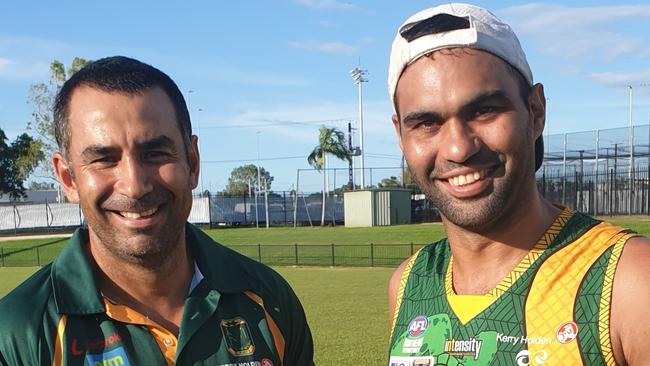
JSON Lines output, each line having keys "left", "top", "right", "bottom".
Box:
{"left": 307, "top": 126, "right": 351, "bottom": 226}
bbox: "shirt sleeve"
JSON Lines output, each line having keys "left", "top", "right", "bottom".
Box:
{"left": 283, "top": 287, "right": 315, "bottom": 366}
{"left": 267, "top": 275, "right": 315, "bottom": 366}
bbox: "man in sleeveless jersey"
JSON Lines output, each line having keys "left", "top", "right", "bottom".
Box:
{"left": 0, "top": 56, "right": 314, "bottom": 365}
{"left": 387, "top": 4, "right": 650, "bottom": 366}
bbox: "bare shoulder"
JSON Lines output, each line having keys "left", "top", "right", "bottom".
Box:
{"left": 611, "top": 236, "right": 650, "bottom": 365}
{"left": 388, "top": 256, "right": 412, "bottom": 323}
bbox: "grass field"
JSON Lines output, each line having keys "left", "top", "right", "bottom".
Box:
{"left": 0, "top": 224, "right": 447, "bottom": 267}
{"left": 0, "top": 266, "right": 393, "bottom": 365}
{"left": 2, "top": 218, "right": 650, "bottom": 364}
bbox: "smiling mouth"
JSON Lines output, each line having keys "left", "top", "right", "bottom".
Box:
{"left": 447, "top": 170, "right": 487, "bottom": 187}
{"left": 116, "top": 207, "right": 158, "bottom": 219}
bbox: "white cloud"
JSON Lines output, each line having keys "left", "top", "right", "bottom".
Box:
{"left": 588, "top": 69, "right": 650, "bottom": 88}
{"left": 289, "top": 40, "right": 358, "bottom": 55}
{"left": 498, "top": 4, "right": 650, "bottom": 61}
{"left": 318, "top": 20, "right": 339, "bottom": 28}
{"left": 293, "top": 0, "right": 361, "bottom": 12}
{"left": 205, "top": 99, "right": 394, "bottom": 144}
{"left": 0, "top": 56, "right": 50, "bottom": 81}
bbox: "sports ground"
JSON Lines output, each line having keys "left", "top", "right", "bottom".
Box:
{"left": 2, "top": 219, "right": 650, "bottom": 364}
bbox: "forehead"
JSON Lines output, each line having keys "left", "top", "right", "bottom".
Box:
{"left": 66, "top": 86, "right": 181, "bottom": 152}
{"left": 395, "top": 49, "right": 520, "bottom": 112}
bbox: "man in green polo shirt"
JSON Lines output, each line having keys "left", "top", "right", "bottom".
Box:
{"left": 0, "top": 56, "right": 314, "bottom": 366}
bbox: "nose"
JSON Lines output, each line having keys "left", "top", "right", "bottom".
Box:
{"left": 114, "top": 157, "right": 154, "bottom": 199}
{"left": 439, "top": 119, "right": 480, "bottom": 163}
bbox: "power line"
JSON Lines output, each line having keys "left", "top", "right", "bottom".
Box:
{"left": 199, "top": 118, "right": 351, "bottom": 129}
{"left": 203, "top": 155, "right": 307, "bottom": 164}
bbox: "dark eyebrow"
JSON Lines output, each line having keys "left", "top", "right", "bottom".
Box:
{"left": 401, "top": 111, "right": 444, "bottom": 127}
{"left": 458, "top": 90, "right": 514, "bottom": 117}
{"left": 80, "top": 145, "right": 119, "bottom": 161}
{"left": 79, "top": 135, "right": 177, "bottom": 161}
{"left": 401, "top": 90, "right": 514, "bottom": 127}
{"left": 137, "top": 135, "right": 176, "bottom": 152}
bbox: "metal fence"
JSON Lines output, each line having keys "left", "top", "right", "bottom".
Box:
{"left": 0, "top": 241, "right": 426, "bottom": 268}
{"left": 538, "top": 124, "right": 650, "bottom": 215}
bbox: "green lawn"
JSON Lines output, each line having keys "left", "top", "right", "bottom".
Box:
{"left": 0, "top": 266, "right": 392, "bottom": 365}
{"left": 0, "top": 224, "right": 446, "bottom": 267}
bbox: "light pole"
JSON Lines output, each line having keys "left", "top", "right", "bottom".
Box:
{"left": 186, "top": 90, "right": 196, "bottom": 195}
{"left": 197, "top": 108, "right": 205, "bottom": 194}
{"left": 628, "top": 85, "right": 634, "bottom": 215}
{"left": 350, "top": 67, "right": 368, "bottom": 188}
{"left": 256, "top": 131, "right": 261, "bottom": 229}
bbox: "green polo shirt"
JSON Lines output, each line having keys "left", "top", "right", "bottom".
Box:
{"left": 0, "top": 224, "right": 314, "bottom": 366}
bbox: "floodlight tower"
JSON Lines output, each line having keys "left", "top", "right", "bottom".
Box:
{"left": 350, "top": 67, "right": 368, "bottom": 188}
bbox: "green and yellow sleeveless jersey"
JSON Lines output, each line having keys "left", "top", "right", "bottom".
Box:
{"left": 388, "top": 208, "right": 636, "bottom": 366}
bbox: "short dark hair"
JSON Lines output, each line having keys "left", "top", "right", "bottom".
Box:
{"left": 54, "top": 56, "right": 192, "bottom": 160}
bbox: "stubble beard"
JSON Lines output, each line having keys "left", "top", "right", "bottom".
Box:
{"left": 82, "top": 189, "right": 191, "bottom": 269}
{"left": 412, "top": 167, "right": 512, "bottom": 230}
{"left": 410, "top": 153, "right": 533, "bottom": 232}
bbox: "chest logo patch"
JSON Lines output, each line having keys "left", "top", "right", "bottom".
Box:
{"left": 407, "top": 316, "right": 429, "bottom": 338}
{"left": 221, "top": 317, "right": 255, "bottom": 357}
{"left": 85, "top": 346, "right": 130, "bottom": 366}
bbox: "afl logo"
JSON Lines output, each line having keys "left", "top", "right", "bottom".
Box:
{"left": 407, "top": 316, "right": 429, "bottom": 338}
{"left": 556, "top": 321, "right": 579, "bottom": 344}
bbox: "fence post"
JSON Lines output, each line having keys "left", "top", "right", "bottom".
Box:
{"left": 258, "top": 243, "right": 262, "bottom": 262}
{"left": 331, "top": 243, "right": 335, "bottom": 267}
{"left": 36, "top": 247, "right": 41, "bottom": 266}
{"left": 207, "top": 193, "right": 213, "bottom": 229}
{"left": 0, "top": 248, "right": 4, "bottom": 267}
{"left": 294, "top": 244, "right": 298, "bottom": 266}
{"left": 370, "top": 243, "right": 374, "bottom": 267}
{"left": 410, "top": 242, "right": 414, "bottom": 255}
{"left": 13, "top": 205, "right": 18, "bottom": 235}
{"left": 45, "top": 201, "right": 50, "bottom": 232}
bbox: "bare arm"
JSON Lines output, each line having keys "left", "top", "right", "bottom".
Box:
{"left": 611, "top": 236, "right": 650, "bottom": 366}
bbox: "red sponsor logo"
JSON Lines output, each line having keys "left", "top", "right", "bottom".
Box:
{"left": 556, "top": 321, "right": 579, "bottom": 344}
{"left": 261, "top": 358, "right": 273, "bottom": 366}
{"left": 71, "top": 333, "right": 123, "bottom": 356}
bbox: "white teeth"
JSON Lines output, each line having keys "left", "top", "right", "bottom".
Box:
{"left": 119, "top": 207, "right": 157, "bottom": 219}
{"left": 448, "top": 170, "right": 485, "bottom": 187}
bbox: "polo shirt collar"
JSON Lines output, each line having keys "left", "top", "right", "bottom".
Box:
{"left": 185, "top": 224, "right": 257, "bottom": 294}
{"left": 51, "top": 224, "right": 255, "bottom": 314}
{"left": 51, "top": 228, "right": 105, "bottom": 314}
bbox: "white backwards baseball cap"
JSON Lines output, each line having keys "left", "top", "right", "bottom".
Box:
{"left": 388, "top": 3, "right": 533, "bottom": 111}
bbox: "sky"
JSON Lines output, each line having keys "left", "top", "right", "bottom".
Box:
{"left": 2, "top": 1, "right": 650, "bottom": 194}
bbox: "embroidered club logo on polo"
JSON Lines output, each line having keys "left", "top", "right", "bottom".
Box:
{"left": 221, "top": 317, "right": 255, "bottom": 357}
{"left": 85, "top": 346, "right": 130, "bottom": 366}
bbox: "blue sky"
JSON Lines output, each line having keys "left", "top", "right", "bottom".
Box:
{"left": 2, "top": 1, "right": 650, "bottom": 193}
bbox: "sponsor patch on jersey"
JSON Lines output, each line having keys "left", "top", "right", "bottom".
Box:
{"left": 389, "top": 356, "right": 435, "bottom": 366}
{"left": 556, "top": 321, "right": 578, "bottom": 344}
{"left": 515, "top": 350, "right": 549, "bottom": 366}
{"left": 444, "top": 337, "right": 483, "bottom": 360}
{"left": 407, "top": 316, "right": 429, "bottom": 338}
{"left": 221, "top": 317, "right": 255, "bottom": 357}
{"left": 85, "top": 346, "right": 130, "bottom": 366}
{"left": 261, "top": 359, "right": 273, "bottom": 366}
{"left": 402, "top": 337, "right": 423, "bottom": 353}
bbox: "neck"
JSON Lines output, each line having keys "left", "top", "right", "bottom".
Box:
{"left": 88, "top": 234, "right": 193, "bottom": 335}
{"left": 444, "top": 194, "right": 561, "bottom": 295}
